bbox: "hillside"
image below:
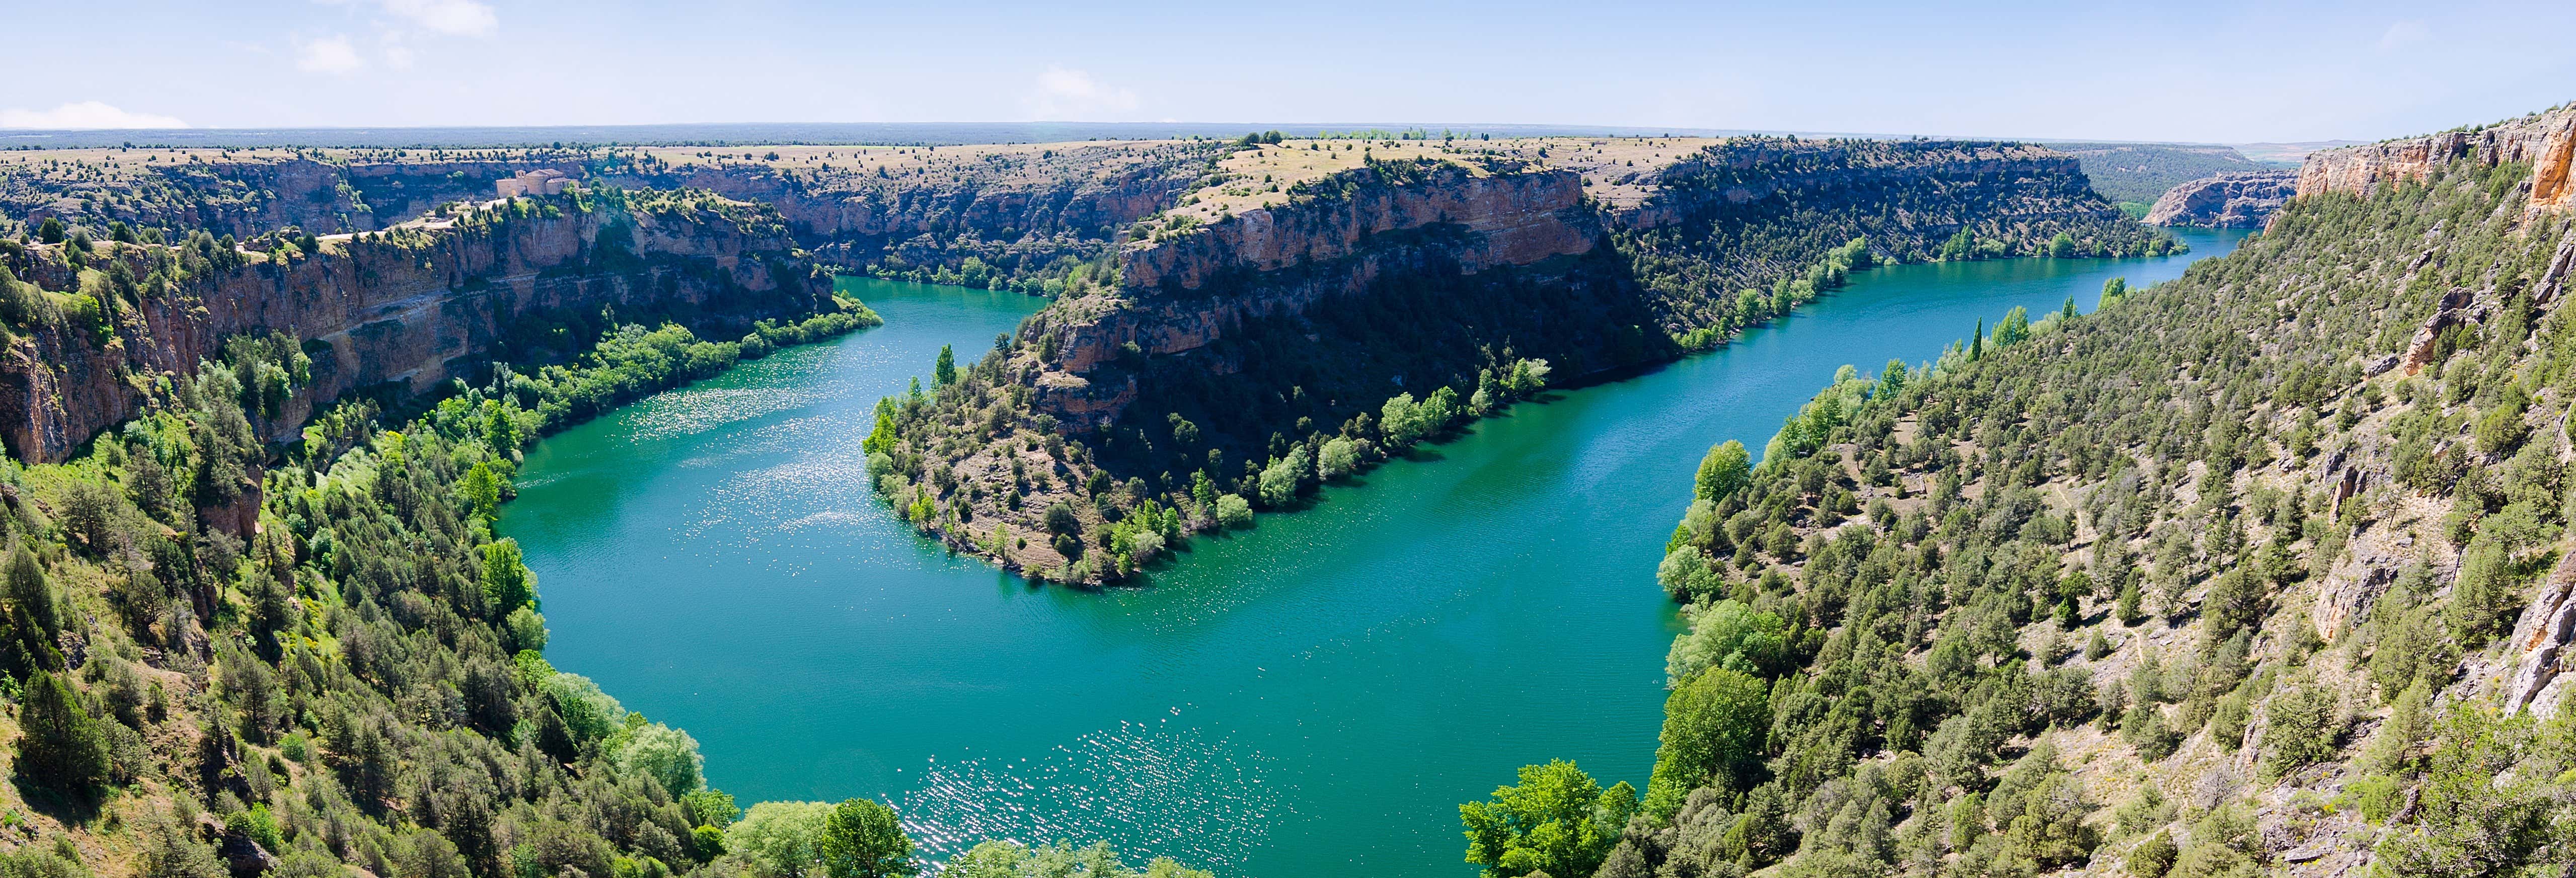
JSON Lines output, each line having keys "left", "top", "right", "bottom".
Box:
{"left": 864, "top": 136, "right": 2173, "bottom": 583}
{"left": 2051, "top": 144, "right": 2273, "bottom": 218}
{"left": 1460, "top": 109, "right": 2576, "bottom": 878}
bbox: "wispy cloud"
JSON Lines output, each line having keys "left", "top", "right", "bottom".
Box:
{"left": 297, "top": 34, "right": 367, "bottom": 74}
{"left": 0, "top": 102, "right": 188, "bottom": 129}
{"left": 379, "top": 0, "right": 497, "bottom": 37}
{"left": 2377, "top": 20, "right": 2427, "bottom": 50}
{"left": 1026, "top": 66, "right": 1142, "bottom": 120}
{"left": 291, "top": 0, "right": 493, "bottom": 74}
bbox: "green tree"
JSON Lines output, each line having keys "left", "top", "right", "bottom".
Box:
{"left": 815, "top": 798, "right": 914, "bottom": 878}
{"left": 459, "top": 461, "right": 503, "bottom": 519}
{"left": 1664, "top": 600, "right": 1788, "bottom": 683}
{"left": 16, "top": 670, "right": 111, "bottom": 794}
{"left": 1319, "top": 437, "right": 1360, "bottom": 479}
{"left": 482, "top": 538, "right": 536, "bottom": 615}
{"left": 5, "top": 545, "right": 63, "bottom": 672}
{"left": 2048, "top": 231, "right": 2077, "bottom": 258}
{"left": 1460, "top": 760, "right": 1636, "bottom": 878}
{"left": 1257, "top": 446, "right": 1308, "bottom": 507}
{"left": 2115, "top": 576, "right": 2145, "bottom": 626}
{"left": 1215, "top": 494, "right": 1253, "bottom": 529}
{"left": 611, "top": 723, "right": 705, "bottom": 798}
{"left": 1994, "top": 306, "right": 2031, "bottom": 346}
{"left": 863, "top": 398, "right": 897, "bottom": 455}
{"left": 1693, "top": 440, "right": 1751, "bottom": 501}
{"left": 1644, "top": 667, "right": 1770, "bottom": 817}
{"left": 932, "top": 345, "right": 956, "bottom": 387}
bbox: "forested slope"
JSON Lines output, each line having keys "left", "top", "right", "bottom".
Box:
{"left": 1462, "top": 139, "right": 2576, "bottom": 877}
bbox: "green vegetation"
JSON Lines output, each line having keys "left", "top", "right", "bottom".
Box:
{"left": 1460, "top": 760, "right": 1637, "bottom": 878}
{"left": 2051, "top": 142, "right": 2275, "bottom": 206}
{"left": 1477, "top": 148, "right": 2576, "bottom": 876}
{"left": 1627, "top": 140, "right": 2175, "bottom": 349}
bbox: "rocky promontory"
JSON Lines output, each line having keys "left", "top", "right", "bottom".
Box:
{"left": 2144, "top": 170, "right": 2298, "bottom": 227}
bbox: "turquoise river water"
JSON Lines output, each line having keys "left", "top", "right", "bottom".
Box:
{"left": 499, "top": 228, "right": 2245, "bottom": 876}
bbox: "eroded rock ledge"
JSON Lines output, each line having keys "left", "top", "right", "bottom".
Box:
{"left": 2146, "top": 170, "right": 2297, "bottom": 227}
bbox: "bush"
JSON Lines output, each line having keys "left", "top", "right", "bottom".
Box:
{"left": 2125, "top": 831, "right": 2176, "bottom": 878}
{"left": 1214, "top": 494, "right": 1253, "bottom": 529}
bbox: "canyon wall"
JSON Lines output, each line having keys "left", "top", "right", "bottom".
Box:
{"left": 2144, "top": 170, "right": 2298, "bottom": 227}
{"left": 3, "top": 156, "right": 588, "bottom": 238}
{"left": 2296, "top": 104, "right": 2575, "bottom": 215}
{"left": 1017, "top": 161, "right": 1608, "bottom": 430}
{"left": 0, "top": 193, "right": 828, "bottom": 463}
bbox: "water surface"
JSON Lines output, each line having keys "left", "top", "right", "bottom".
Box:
{"left": 505, "top": 231, "right": 2245, "bottom": 876}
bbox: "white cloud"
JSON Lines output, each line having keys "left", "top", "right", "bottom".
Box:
{"left": 2378, "top": 20, "right": 2427, "bottom": 50}
{"left": 381, "top": 34, "right": 419, "bottom": 69}
{"left": 297, "top": 35, "right": 367, "bottom": 74}
{"left": 1027, "top": 66, "right": 1142, "bottom": 120}
{"left": 379, "top": 0, "right": 497, "bottom": 36}
{"left": 0, "top": 101, "right": 189, "bottom": 129}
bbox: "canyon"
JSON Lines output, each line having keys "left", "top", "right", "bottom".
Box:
{"left": 867, "top": 135, "right": 2175, "bottom": 581}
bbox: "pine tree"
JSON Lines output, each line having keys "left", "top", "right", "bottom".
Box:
{"left": 5, "top": 545, "right": 62, "bottom": 673}
{"left": 17, "top": 670, "right": 111, "bottom": 794}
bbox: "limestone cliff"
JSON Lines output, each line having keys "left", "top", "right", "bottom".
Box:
{"left": 1015, "top": 158, "right": 1625, "bottom": 437}
{"left": 0, "top": 191, "right": 829, "bottom": 463}
{"left": 605, "top": 143, "right": 1220, "bottom": 283}
{"left": 2145, "top": 170, "right": 2298, "bottom": 227}
{"left": 2295, "top": 103, "right": 2575, "bottom": 215}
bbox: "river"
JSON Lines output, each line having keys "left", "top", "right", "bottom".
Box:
{"left": 499, "top": 228, "right": 2245, "bottom": 876}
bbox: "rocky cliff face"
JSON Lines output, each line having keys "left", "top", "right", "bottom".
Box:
{"left": 999, "top": 140, "right": 2153, "bottom": 437}
{"left": 2145, "top": 170, "right": 2298, "bottom": 227}
{"left": 1607, "top": 140, "right": 2105, "bottom": 232}
{"left": 1013, "top": 161, "right": 1611, "bottom": 432}
{"left": 3, "top": 154, "right": 589, "bottom": 238}
{"left": 2296, "top": 104, "right": 2575, "bottom": 215}
{"left": 0, "top": 193, "right": 827, "bottom": 463}
{"left": 608, "top": 143, "right": 1218, "bottom": 278}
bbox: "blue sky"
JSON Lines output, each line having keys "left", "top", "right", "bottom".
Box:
{"left": 5, "top": 0, "right": 2569, "bottom": 143}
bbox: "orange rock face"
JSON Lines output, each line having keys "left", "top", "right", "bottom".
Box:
{"left": 2296, "top": 106, "right": 2576, "bottom": 216}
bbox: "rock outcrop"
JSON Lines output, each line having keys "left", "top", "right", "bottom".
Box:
{"left": 2145, "top": 170, "right": 2297, "bottom": 227}
{"left": 1021, "top": 159, "right": 1613, "bottom": 429}
{"left": 0, "top": 193, "right": 829, "bottom": 463}
{"left": 2295, "top": 104, "right": 2576, "bottom": 216}
{"left": 2505, "top": 553, "right": 2576, "bottom": 716}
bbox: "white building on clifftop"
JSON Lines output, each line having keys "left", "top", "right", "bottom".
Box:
{"left": 496, "top": 169, "right": 576, "bottom": 197}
